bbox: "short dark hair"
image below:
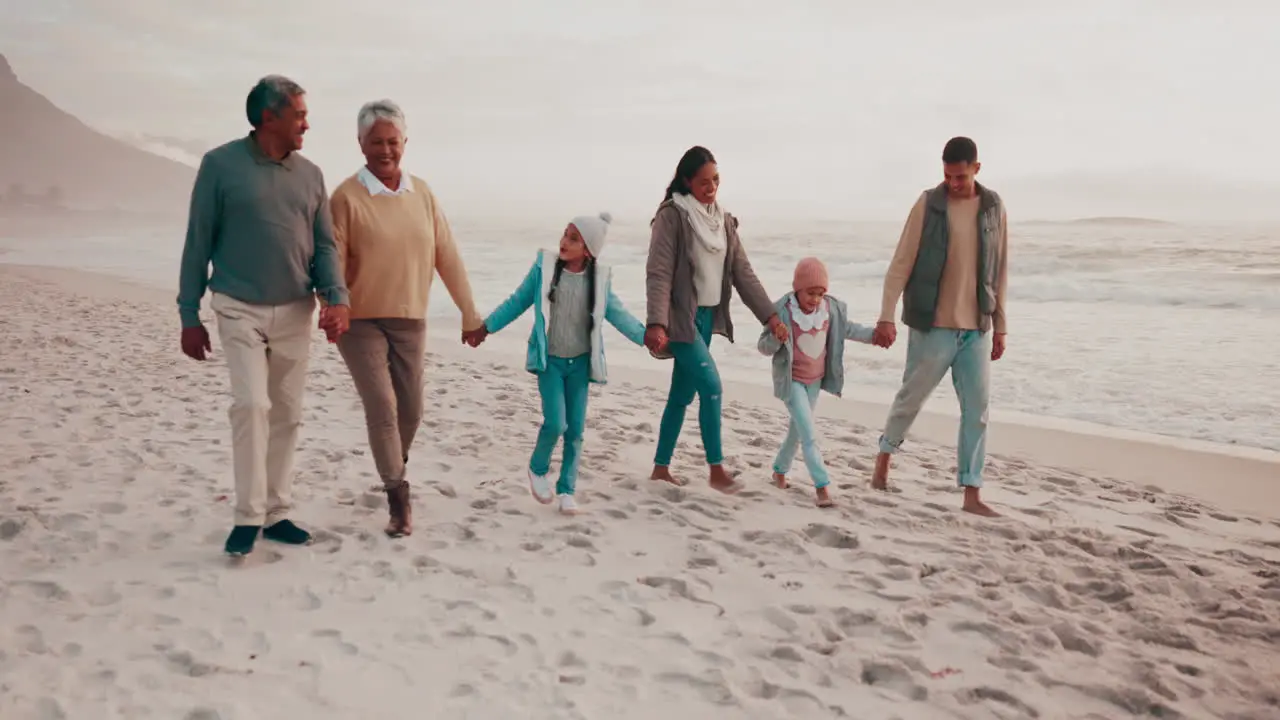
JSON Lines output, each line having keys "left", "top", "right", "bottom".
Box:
{"left": 245, "top": 75, "right": 305, "bottom": 128}
{"left": 663, "top": 145, "right": 717, "bottom": 203}
{"left": 942, "top": 136, "right": 978, "bottom": 164}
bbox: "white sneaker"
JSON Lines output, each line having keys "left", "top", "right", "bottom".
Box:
{"left": 557, "top": 494, "right": 579, "bottom": 515}
{"left": 527, "top": 467, "right": 553, "bottom": 505}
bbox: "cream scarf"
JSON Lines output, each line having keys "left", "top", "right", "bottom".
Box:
{"left": 670, "top": 192, "right": 727, "bottom": 255}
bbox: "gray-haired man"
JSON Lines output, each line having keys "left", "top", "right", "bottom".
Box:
{"left": 177, "top": 75, "right": 351, "bottom": 556}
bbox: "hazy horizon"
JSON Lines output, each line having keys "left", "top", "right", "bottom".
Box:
{"left": 3, "top": 0, "right": 1279, "bottom": 223}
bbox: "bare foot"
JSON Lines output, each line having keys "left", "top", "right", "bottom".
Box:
{"left": 651, "top": 465, "right": 687, "bottom": 487}
{"left": 962, "top": 487, "right": 1000, "bottom": 516}
{"left": 871, "top": 452, "right": 891, "bottom": 490}
{"left": 708, "top": 464, "right": 742, "bottom": 495}
{"left": 772, "top": 472, "right": 789, "bottom": 489}
{"left": 815, "top": 486, "right": 834, "bottom": 508}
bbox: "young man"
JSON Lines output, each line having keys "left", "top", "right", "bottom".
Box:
{"left": 870, "top": 136, "right": 1009, "bottom": 516}
{"left": 177, "top": 75, "right": 351, "bottom": 556}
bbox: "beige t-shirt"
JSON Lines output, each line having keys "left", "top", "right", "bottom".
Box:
{"left": 879, "top": 191, "right": 1009, "bottom": 333}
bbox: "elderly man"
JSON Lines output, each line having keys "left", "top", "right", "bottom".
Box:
{"left": 870, "top": 136, "right": 1009, "bottom": 517}
{"left": 329, "top": 99, "right": 482, "bottom": 538}
{"left": 178, "top": 75, "right": 350, "bottom": 557}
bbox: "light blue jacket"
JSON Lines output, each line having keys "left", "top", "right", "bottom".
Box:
{"left": 485, "top": 250, "right": 646, "bottom": 384}
{"left": 757, "top": 293, "right": 875, "bottom": 401}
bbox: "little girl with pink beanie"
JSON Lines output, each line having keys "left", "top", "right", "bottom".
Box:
{"left": 757, "top": 257, "right": 880, "bottom": 507}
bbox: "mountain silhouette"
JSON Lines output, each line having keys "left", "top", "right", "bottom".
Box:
{"left": 0, "top": 53, "right": 195, "bottom": 215}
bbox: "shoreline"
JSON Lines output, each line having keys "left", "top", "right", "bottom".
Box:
{"left": 3, "top": 261, "right": 1277, "bottom": 518}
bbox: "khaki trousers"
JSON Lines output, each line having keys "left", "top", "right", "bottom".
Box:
{"left": 211, "top": 293, "right": 315, "bottom": 526}
{"left": 336, "top": 319, "right": 427, "bottom": 488}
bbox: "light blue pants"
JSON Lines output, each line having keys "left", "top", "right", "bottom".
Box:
{"left": 879, "top": 328, "right": 990, "bottom": 488}
{"left": 532, "top": 354, "right": 591, "bottom": 496}
{"left": 655, "top": 307, "right": 724, "bottom": 466}
{"left": 773, "top": 380, "right": 830, "bottom": 488}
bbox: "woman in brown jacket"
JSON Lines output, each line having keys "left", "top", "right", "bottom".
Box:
{"left": 644, "top": 146, "right": 788, "bottom": 493}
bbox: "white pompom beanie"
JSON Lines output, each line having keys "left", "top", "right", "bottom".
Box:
{"left": 570, "top": 212, "right": 613, "bottom": 258}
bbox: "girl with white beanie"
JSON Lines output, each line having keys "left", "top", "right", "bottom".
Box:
{"left": 464, "top": 213, "right": 646, "bottom": 514}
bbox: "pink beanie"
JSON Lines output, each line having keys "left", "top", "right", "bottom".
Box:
{"left": 793, "top": 257, "right": 829, "bottom": 292}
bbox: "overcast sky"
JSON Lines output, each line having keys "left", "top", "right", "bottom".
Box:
{"left": 3, "top": 0, "right": 1277, "bottom": 222}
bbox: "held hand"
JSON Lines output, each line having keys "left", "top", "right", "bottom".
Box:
{"left": 991, "top": 333, "right": 1007, "bottom": 361}
{"left": 319, "top": 304, "right": 351, "bottom": 343}
{"left": 872, "top": 321, "right": 897, "bottom": 348}
{"left": 644, "top": 325, "right": 669, "bottom": 354}
{"left": 462, "top": 326, "right": 489, "bottom": 347}
{"left": 768, "top": 316, "right": 789, "bottom": 343}
{"left": 180, "top": 325, "right": 212, "bottom": 361}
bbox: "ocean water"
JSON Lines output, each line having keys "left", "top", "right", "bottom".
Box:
{"left": 3, "top": 216, "right": 1277, "bottom": 452}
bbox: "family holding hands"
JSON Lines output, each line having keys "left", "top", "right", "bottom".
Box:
{"left": 178, "top": 76, "right": 1008, "bottom": 558}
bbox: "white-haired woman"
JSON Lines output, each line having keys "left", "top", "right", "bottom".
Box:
{"left": 330, "top": 99, "right": 483, "bottom": 538}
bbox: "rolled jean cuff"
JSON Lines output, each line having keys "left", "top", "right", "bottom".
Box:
{"left": 877, "top": 435, "right": 903, "bottom": 455}
{"left": 957, "top": 472, "right": 983, "bottom": 489}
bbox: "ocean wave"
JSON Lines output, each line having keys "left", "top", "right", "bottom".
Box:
{"left": 1013, "top": 272, "right": 1280, "bottom": 311}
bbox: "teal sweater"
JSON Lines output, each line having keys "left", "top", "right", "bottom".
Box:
{"left": 176, "top": 135, "right": 348, "bottom": 327}
{"left": 485, "top": 251, "right": 645, "bottom": 384}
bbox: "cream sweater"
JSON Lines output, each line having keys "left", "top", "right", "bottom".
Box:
{"left": 330, "top": 173, "right": 481, "bottom": 328}
{"left": 879, "top": 192, "right": 1009, "bottom": 333}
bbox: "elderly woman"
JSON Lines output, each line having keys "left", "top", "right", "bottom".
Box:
{"left": 330, "top": 99, "right": 483, "bottom": 537}
{"left": 644, "top": 145, "right": 788, "bottom": 494}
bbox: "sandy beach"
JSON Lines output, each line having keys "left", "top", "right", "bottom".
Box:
{"left": 1, "top": 263, "right": 1278, "bottom": 720}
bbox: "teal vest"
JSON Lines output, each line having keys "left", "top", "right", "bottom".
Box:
{"left": 902, "top": 182, "right": 1003, "bottom": 331}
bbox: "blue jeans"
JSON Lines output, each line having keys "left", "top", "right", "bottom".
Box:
{"left": 655, "top": 307, "right": 724, "bottom": 466}
{"left": 532, "top": 354, "right": 591, "bottom": 496}
{"left": 879, "top": 328, "right": 990, "bottom": 488}
{"left": 773, "top": 380, "right": 830, "bottom": 488}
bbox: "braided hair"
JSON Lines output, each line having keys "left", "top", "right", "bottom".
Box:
{"left": 547, "top": 256, "right": 596, "bottom": 333}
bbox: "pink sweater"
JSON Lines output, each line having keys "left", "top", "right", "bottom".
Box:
{"left": 790, "top": 309, "right": 829, "bottom": 385}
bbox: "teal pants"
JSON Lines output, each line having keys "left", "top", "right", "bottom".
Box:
{"left": 655, "top": 307, "right": 724, "bottom": 466}
{"left": 773, "top": 380, "right": 830, "bottom": 488}
{"left": 879, "top": 328, "right": 990, "bottom": 488}
{"left": 532, "top": 354, "right": 591, "bottom": 495}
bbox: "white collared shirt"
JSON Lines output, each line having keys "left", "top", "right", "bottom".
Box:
{"left": 356, "top": 166, "right": 414, "bottom": 196}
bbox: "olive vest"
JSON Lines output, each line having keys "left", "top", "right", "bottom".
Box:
{"left": 901, "top": 182, "right": 1004, "bottom": 331}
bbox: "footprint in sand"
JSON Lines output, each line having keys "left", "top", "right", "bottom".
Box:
{"left": 443, "top": 599, "right": 498, "bottom": 622}
{"left": 956, "top": 686, "right": 1042, "bottom": 717}
{"left": 652, "top": 672, "right": 736, "bottom": 705}
{"left": 18, "top": 580, "right": 70, "bottom": 602}
{"left": 0, "top": 517, "right": 24, "bottom": 540}
{"left": 32, "top": 698, "right": 69, "bottom": 720}
{"left": 638, "top": 576, "right": 725, "bottom": 616}
{"left": 312, "top": 629, "right": 358, "bottom": 656}
{"left": 295, "top": 588, "right": 323, "bottom": 611}
{"left": 988, "top": 653, "right": 1040, "bottom": 673}
{"left": 443, "top": 626, "right": 519, "bottom": 657}
{"left": 164, "top": 649, "right": 220, "bottom": 678}
{"left": 803, "top": 523, "right": 859, "bottom": 550}
{"left": 859, "top": 659, "right": 927, "bottom": 701}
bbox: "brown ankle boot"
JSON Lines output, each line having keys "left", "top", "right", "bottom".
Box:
{"left": 385, "top": 481, "right": 412, "bottom": 537}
